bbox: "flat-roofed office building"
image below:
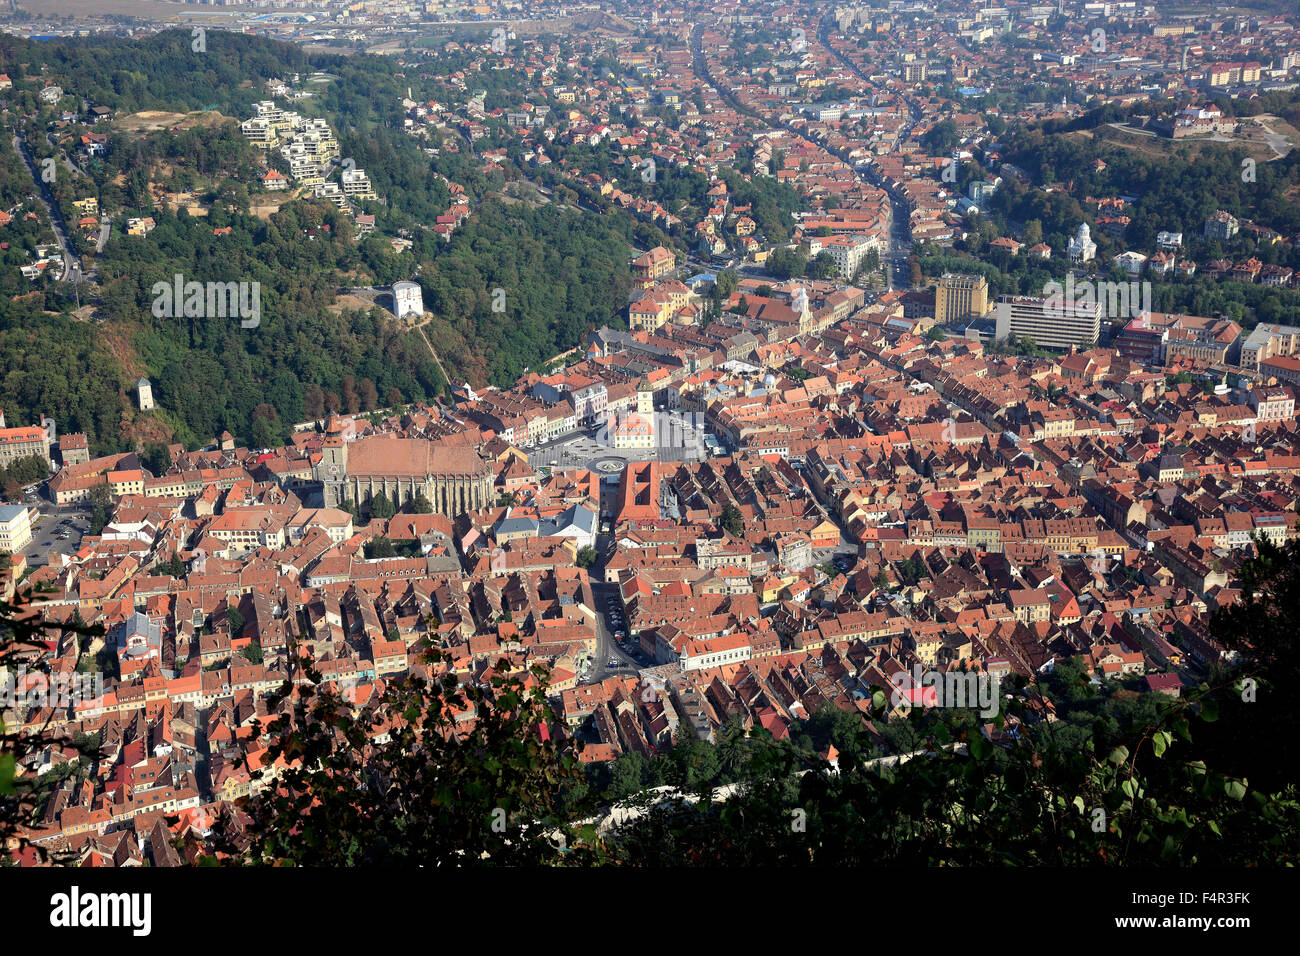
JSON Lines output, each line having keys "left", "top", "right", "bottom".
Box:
{"left": 935, "top": 273, "right": 989, "bottom": 326}
{"left": 995, "top": 294, "right": 1101, "bottom": 351}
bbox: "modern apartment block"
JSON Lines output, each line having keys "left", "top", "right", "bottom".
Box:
{"left": 935, "top": 273, "right": 989, "bottom": 326}
{"left": 341, "top": 168, "right": 378, "bottom": 201}
{"left": 312, "top": 181, "right": 349, "bottom": 209}
{"left": 994, "top": 295, "right": 1101, "bottom": 351}
{"left": 239, "top": 116, "right": 278, "bottom": 148}
{"left": 242, "top": 102, "right": 342, "bottom": 193}
{"left": 240, "top": 100, "right": 301, "bottom": 149}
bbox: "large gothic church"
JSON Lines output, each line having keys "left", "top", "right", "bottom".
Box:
{"left": 315, "top": 418, "right": 493, "bottom": 516}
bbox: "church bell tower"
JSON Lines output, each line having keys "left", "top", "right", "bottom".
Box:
{"left": 319, "top": 415, "right": 349, "bottom": 507}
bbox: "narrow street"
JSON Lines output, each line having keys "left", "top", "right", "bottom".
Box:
{"left": 815, "top": 12, "right": 915, "bottom": 286}
{"left": 585, "top": 575, "right": 641, "bottom": 683}
{"left": 690, "top": 21, "right": 911, "bottom": 288}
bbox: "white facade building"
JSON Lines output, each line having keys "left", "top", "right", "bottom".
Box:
{"left": 393, "top": 281, "right": 424, "bottom": 320}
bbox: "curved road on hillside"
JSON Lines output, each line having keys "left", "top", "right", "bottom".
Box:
{"left": 11, "top": 132, "right": 78, "bottom": 283}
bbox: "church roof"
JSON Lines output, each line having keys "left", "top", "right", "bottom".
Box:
{"left": 346, "top": 436, "right": 490, "bottom": 479}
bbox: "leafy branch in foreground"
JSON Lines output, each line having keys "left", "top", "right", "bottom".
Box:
{"left": 214, "top": 536, "right": 1300, "bottom": 866}
{"left": 1, "top": 588, "right": 106, "bottom": 863}
{"left": 219, "top": 648, "right": 595, "bottom": 865}
{"left": 607, "top": 674, "right": 1298, "bottom": 866}
{"left": 604, "top": 538, "right": 1300, "bottom": 866}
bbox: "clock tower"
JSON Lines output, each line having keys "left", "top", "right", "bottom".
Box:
{"left": 318, "top": 415, "right": 349, "bottom": 507}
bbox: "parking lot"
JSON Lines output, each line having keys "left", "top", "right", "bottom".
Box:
{"left": 16, "top": 503, "right": 91, "bottom": 569}
{"left": 813, "top": 537, "right": 860, "bottom": 567}
{"left": 824, "top": 551, "right": 857, "bottom": 576}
